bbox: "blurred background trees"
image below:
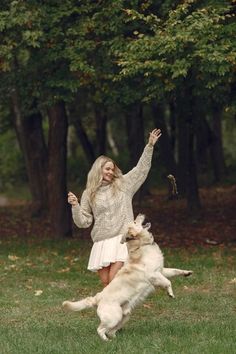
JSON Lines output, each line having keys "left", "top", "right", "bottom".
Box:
{"left": 0, "top": 0, "right": 235, "bottom": 238}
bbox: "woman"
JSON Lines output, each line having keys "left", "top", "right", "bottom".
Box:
{"left": 68, "top": 128, "right": 161, "bottom": 287}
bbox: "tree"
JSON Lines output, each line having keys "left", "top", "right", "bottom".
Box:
{"left": 0, "top": 1, "right": 79, "bottom": 237}
{"left": 115, "top": 0, "right": 236, "bottom": 215}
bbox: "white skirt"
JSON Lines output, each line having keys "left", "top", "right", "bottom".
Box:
{"left": 87, "top": 234, "right": 128, "bottom": 272}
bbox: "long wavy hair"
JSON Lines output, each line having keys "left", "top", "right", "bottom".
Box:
{"left": 86, "top": 155, "right": 123, "bottom": 204}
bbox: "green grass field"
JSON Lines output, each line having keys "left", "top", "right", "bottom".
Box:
{"left": 0, "top": 237, "right": 235, "bottom": 354}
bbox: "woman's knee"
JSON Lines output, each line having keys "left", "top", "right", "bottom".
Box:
{"left": 102, "top": 279, "right": 109, "bottom": 287}
{"left": 98, "top": 266, "right": 110, "bottom": 287}
{"left": 109, "top": 261, "right": 124, "bottom": 282}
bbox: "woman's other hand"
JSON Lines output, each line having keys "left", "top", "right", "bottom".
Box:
{"left": 148, "top": 128, "right": 162, "bottom": 146}
{"left": 68, "top": 191, "right": 79, "bottom": 206}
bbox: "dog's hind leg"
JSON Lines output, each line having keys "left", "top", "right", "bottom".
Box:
{"left": 97, "top": 303, "right": 123, "bottom": 341}
{"left": 107, "top": 305, "right": 131, "bottom": 339}
{"left": 162, "top": 268, "right": 193, "bottom": 278}
{"left": 149, "top": 271, "right": 175, "bottom": 298}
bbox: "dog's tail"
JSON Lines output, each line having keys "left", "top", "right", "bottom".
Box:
{"left": 63, "top": 296, "right": 97, "bottom": 312}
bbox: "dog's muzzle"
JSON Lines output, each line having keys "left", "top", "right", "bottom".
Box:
{"left": 120, "top": 234, "right": 136, "bottom": 244}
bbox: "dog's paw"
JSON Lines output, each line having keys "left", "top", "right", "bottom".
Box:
{"left": 62, "top": 301, "right": 71, "bottom": 310}
{"left": 184, "top": 271, "right": 193, "bottom": 277}
{"left": 107, "top": 331, "right": 117, "bottom": 339}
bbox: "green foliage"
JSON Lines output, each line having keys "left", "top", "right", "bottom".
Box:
{"left": 116, "top": 1, "right": 236, "bottom": 103}
{"left": 0, "top": 1, "right": 87, "bottom": 108}
{"left": 0, "top": 0, "right": 235, "bottom": 192}
{"left": 1, "top": 0, "right": 234, "bottom": 108}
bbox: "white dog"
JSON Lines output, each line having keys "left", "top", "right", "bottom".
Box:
{"left": 63, "top": 214, "right": 192, "bottom": 341}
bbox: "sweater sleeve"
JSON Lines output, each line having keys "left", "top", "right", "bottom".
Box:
{"left": 123, "top": 144, "right": 154, "bottom": 196}
{"left": 71, "top": 190, "right": 93, "bottom": 228}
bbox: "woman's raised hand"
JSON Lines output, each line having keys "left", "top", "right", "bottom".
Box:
{"left": 148, "top": 128, "right": 162, "bottom": 146}
{"left": 68, "top": 191, "right": 79, "bottom": 206}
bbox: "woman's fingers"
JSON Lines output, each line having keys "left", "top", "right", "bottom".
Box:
{"left": 148, "top": 128, "right": 162, "bottom": 146}
{"left": 150, "top": 128, "right": 161, "bottom": 136}
{"left": 68, "top": 191, "right": 78, "bottom": 205}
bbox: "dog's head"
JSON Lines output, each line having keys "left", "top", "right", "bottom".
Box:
{"left": 121, "top": 214, "right": 153, "bottom": 245}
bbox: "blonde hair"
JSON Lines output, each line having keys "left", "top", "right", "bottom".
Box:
{"left": 86, "top": 155, "right": 123, "bottom": 203}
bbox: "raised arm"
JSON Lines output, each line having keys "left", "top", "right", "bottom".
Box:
{"left": 148, "top": 128, "right": 162, "bottom": 147}
{"left": 123, "top": 129, "right": 161, "bottom": 195}
{"left": 68, "top": 191, "right": 93, "bottom": 228}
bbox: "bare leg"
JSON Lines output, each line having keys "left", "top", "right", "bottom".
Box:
{"left": 97, "top": 266, "right": 110, "bottom": 287}
{"left": 162, "top": 268, "right": 193, "bottom": 278}
{"left": 109, "top": 261, "right": 124, "bottom": 283}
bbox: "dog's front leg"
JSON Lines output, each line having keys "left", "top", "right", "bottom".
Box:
{"left": 162, "top": 268, "right": 193, "bottom": 278}
{"left": 149, "top": 271, "right": 175, "bottom": 298}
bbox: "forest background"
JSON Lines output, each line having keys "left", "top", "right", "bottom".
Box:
{"left": 0, "top": 0, "right": 235, "bottom": 241}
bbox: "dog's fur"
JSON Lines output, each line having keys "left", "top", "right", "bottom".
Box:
{"left": 63, "top": 214, "right": 192, "bottom": 341}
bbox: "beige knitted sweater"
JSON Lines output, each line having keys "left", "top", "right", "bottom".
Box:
{"left": 72, "top": 144, "right": 154, "bottom": 242}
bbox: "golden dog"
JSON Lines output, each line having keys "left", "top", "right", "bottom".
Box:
{"left": 63, "top": 214, "right": 192, "bottom": 341}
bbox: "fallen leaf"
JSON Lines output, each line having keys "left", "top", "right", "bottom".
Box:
{"left": 34, "top": 290, "right": 43, "bottom": 296}
{"left": 26, "top": 285, "right": 33, "bottom": 290}
{"left": 9, "top": 264, "right": 17, "bottom": 269}
{"left": 229, "top": 278, "right": 236, "bottom": 284}
{"left": 8, "top": 255, "right": 19, "bottom": 261}
{"left": 143, "top": 303, "right": 152, "bottom": 309}
{"left": 57, "top": 267, "right": 70, "bottom": 273}
{"left": 205, "top": 239, "right": 219, "bottom": 245}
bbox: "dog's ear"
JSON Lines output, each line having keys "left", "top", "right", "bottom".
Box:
{"left": 120, "top": 233, "right": 128, "bottom": 244}
{"left": 143, "top": 222, "right": 151, "bottom": 230}
{"left": 136, "top": 214, "right": 145, "bottom": 223}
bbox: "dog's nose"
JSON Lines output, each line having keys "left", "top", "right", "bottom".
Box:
{"left": 127, "top": 226, "right": 133, "bottom": 235}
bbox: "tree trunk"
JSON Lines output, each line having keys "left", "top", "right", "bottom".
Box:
{"left": 73, "top": 116, "right": 95, "bottom": 164}
{"left": 169, "top": 101, "right": 177, "bottom": 151}
{"left": 125, "top": 105, "right": 145, "bottom": 167}
{"left": 107, "top": 120, "right": 118, "bottom": 156}
{"left": 11, "top": 90, "right": 48, "bottom": 215}
{"left": 95, "top": 107, "right": 107, "bottom": 156}
{"left": 151, "top": 101, "right": 177, "bottom": 175}
{"left": 196, "top": 115, "right": 212, "bottom": 173}
{"left": 47, "top": 101, "right": 72, "bottom": 238}
{"left": 176, "top": 89, "right": 201, "bottom": 216}
{"left": 209, "top": 105, "right": 226, "bottom": 182}
{"left": 186, "top": 111, "right": 201, "bottom": 215}
{"left": 176, "top": 110, "right": 188, "bottom": 196}
{"left": 68, "top": 96, "right": 96, "bottom": 164}
{"left": 125, "top": 104, "right": 147, "bottom": 203}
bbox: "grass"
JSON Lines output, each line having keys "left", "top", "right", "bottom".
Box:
{"left": 0, "top": 237, "right": 235, "bottom": 354}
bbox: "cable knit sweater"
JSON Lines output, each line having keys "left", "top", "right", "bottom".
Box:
{"left": 72, "top": 144, "right": 154, "bottom": 242}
